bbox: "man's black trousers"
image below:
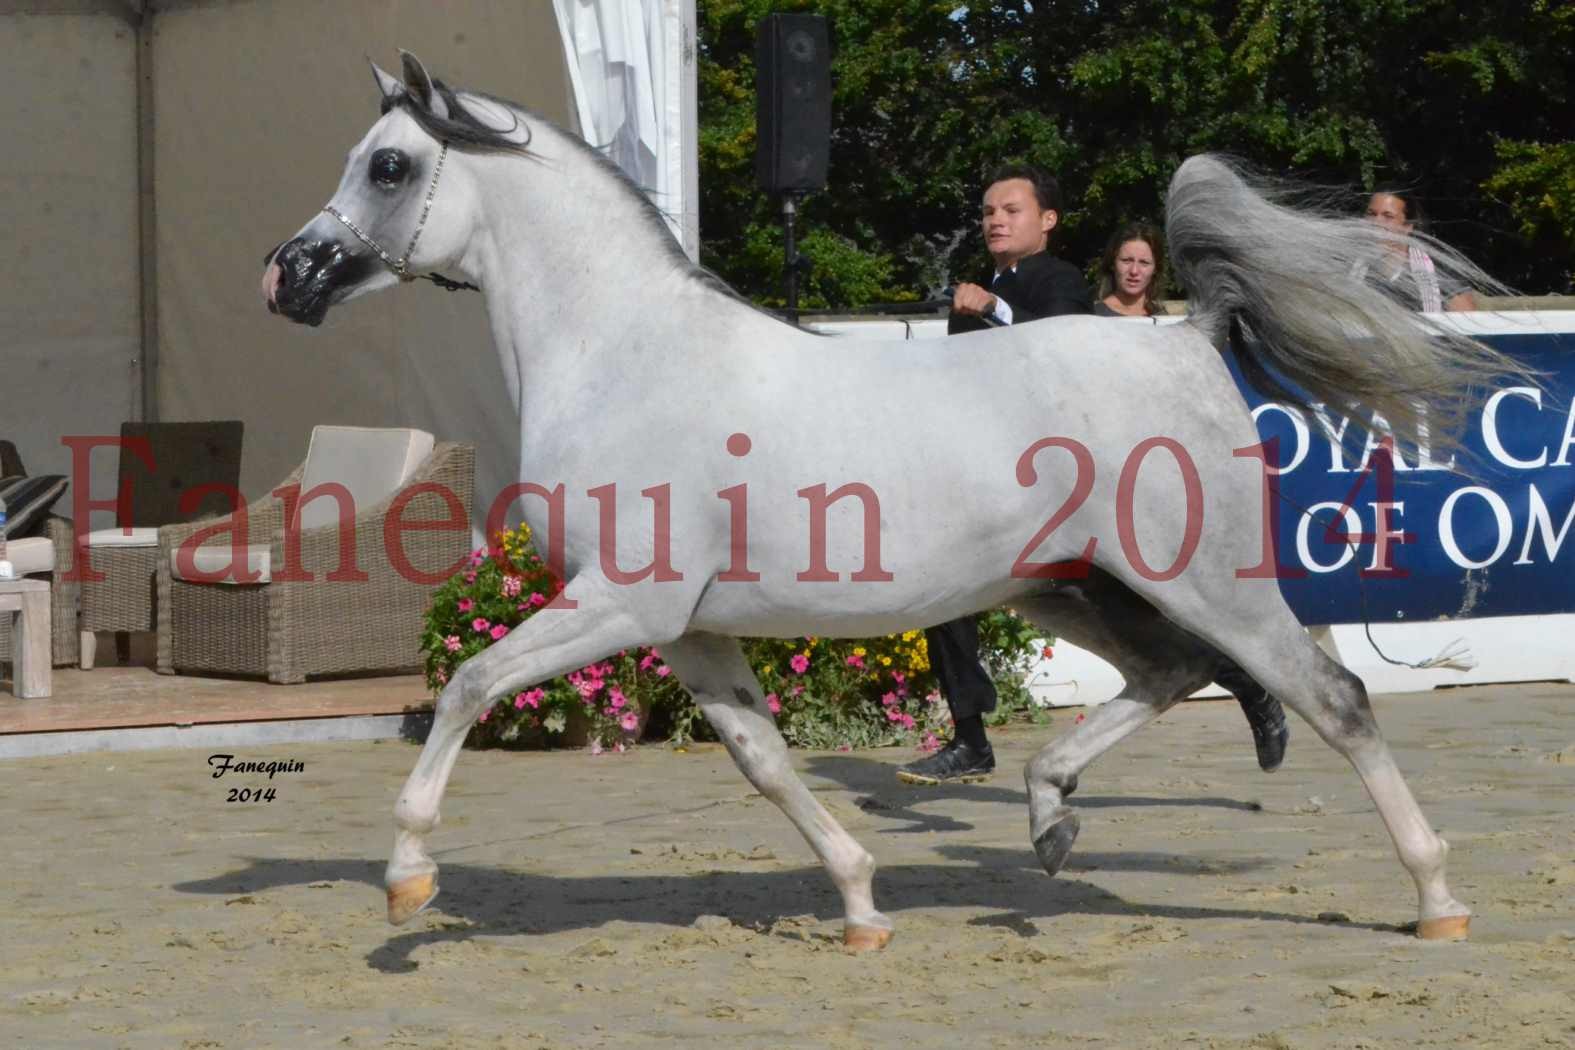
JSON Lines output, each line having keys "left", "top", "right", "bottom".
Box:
{"left": 924, "top": 615, "right": 998, "bottom": 720}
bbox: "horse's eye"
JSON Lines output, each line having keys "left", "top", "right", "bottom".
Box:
{"left": 369, "top": 148, "right": 409, "bottom": 187}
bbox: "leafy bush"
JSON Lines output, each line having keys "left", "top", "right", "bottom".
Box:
{"left": 422, "top": 526, "right": 1048, "bottom": 751}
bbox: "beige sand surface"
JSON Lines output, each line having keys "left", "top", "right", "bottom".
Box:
{"left": 2, "top": 683, "right": 1572, "bottom": 1049}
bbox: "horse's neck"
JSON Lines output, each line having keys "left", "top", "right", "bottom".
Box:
{"left": 463, "top": 135, "right": 756, "bottom": 413}
{"left": 463, "top": 138, "right": 787, "bottom": 428}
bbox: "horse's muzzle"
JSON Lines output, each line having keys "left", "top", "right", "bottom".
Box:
{"left": 264, "top": 237, "right": 377, "bottom": 327}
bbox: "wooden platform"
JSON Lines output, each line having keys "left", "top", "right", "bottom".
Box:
{"left": 0, "top": 633, "right": 433, "bottom": 741}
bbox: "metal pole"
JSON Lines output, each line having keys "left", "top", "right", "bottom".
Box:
{"left": 782, "top": 194, "right": 799, "bottom": 326}
{"left": 134, "top": 3, "right": 159, "bottom": 422}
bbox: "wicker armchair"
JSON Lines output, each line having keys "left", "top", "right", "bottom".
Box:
{"left": 78, "top": 420, "right": 244, "bottom": 669}
{"left": 156, "top": 430, "right": 474, "bottom": 683}
{"left": 0, "top": 514, "right": 81, "bottom": 669}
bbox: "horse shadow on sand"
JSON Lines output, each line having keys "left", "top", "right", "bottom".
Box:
{"left": 174, "top": 758, "right": 1398, "bottom": 973}
{"left": 799, "top": 753, "right": 1268, "bottom": 835}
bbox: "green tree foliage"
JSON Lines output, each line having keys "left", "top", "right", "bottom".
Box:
{"left": 698, "top": 0, "right": 1574, "bottom": 304}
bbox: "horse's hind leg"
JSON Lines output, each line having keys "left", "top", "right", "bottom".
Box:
{"left": 659, "top": 632, "right": 892, "bottom": 951}
{"left": 1012, "top": 574, "right": 1222, "bottom": 876}
{"left": 1118, "top": 571, "right": 1471, "bottom": 939}
{"left": 1236, "top": 631, "right": 1470, "bottom": 938}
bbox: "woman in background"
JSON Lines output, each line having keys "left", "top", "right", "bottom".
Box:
{"left": 1094, "top": 223, "right": 1165, "bottom": 317}
{"left": 1363, "top": 189, "right": 1478, "bottom": 312}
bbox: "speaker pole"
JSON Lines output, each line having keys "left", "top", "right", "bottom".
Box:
{"left": 782, "top": 193, "right": 801, "bottom": 326}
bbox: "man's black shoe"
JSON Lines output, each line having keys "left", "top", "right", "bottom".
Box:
{"left": 1244, "top": 694, "right": 1290, "bottom": 772}
{"left": 1216, "top": 664, "right": 1290, "bottom": 773}
{"left": 895, "top": 738, "right": 995, "bottom": 785}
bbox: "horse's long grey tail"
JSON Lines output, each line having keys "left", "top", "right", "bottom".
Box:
{"left": 1166, "top": 155, "right": 1517, "bottom": 451}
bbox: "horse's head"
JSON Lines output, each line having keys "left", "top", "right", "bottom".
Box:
{"left": 264, "top": 52, "right": 484, "bottom": 326}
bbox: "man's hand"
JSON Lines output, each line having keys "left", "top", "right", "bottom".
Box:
{"left": 950, "top": 282, "right": 997, "bottom": 317}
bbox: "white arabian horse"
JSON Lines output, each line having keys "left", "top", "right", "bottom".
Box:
{"left": 264, "top": 54, "right": 1513, "bottom": 950}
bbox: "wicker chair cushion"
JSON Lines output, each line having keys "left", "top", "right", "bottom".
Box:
{"left": 0, "top": 474, "right": 69, "bottom": 538}
{"left": 85, "top": 526, "right": 160, "bottom": 548}
{"left": 295, "top": 426, "right": 434, "bottom": 531}
{"left": 169, "top": 543, "right": 271, "bottom": 584}
{"left": 4, "top": 536, "right": 54, "bottom": 575}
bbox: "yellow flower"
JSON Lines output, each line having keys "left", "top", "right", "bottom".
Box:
{"left": 879, "top": 655, "right": 892, "bottom": 666}
{"left": 853, "top": 647, "right": 866, "bottom": 657}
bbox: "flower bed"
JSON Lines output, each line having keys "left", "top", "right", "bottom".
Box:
{"left": 422, "top": 526, "right": 1048, "bottom": 751}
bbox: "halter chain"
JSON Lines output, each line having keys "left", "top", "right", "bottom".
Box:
{"left": 323, "top": 140, "right": 473, "bottom": 292}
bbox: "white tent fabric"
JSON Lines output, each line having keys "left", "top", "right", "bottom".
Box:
{"left": 552, "top": 0, "right": 696, "bottom": 260}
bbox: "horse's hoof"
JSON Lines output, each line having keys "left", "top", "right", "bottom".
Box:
{"left": 844, "top": 923, "right": 893, "bottom": 952}
{"left": 1416, "top": 913, "right": 1470, "bottom": 941}
{"left": 1032, "top": 808, "right": 1080, "bottom": 877}
{"left": 386, "top": 872, "right": 438, "bottom": 925}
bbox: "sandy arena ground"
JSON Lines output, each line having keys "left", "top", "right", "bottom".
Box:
{"left": 2, "top": 683, "right": 1572, "bottom": 1049}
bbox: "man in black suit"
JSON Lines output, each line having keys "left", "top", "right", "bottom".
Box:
{"left": 945, "top": 163, "right": 1092, "bottom": 335}
{"left": 896, "top": 163, "right": 1289, "bottom": 786}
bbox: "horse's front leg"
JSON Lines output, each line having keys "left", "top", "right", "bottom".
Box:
{"left": 659, "top": 633, "right": 893, "bottom": 951}
{"left": 386, "top": 576, "right": 686, "bottom": 924}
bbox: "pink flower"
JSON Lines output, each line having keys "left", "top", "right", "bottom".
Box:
{"left": 619, "top": 710, "right": 640, "bottom": 732}
{"left": 655, "top": 665, "right": 671, "bottom": 678}
{"left": 529, "top": 592, "right": 547, "bottom": 608}
{"left": 892, "top": 672, "right": 906, "bottom": 684}
{"left": 790, "top": 653, "right": 810, "bottom": 675}
{"left": 471, "top": 617, "right": 490, "bottom": 633}
{"left": 489, "top": 624, "right": 509, "bottom": 641}
{"left": 501, "top": 576, "right": 522, "bottom": 598}
{"left": 590, "top": 739, "right": 603, "bottom": 755}
{"left": 443, "top": 635, "right": 461, "bottom": 653}
{"left": 464, "top": 571, "right": 477, "bottom": 585}
{"left": 435, "top": 668, "right": 448, "bottom": 684}
{"left": 791, "top": 684, "right": 804, "bottom": 697}
{"left": 477, "top": 709, "right": 490, "bottom": 723}
{"left": 639, "top": 652, "right": 657, "bottom": 671}
{"left": 457, "top": 598, "right": 474, "bottom": 613}
{"left": 608, "top": 687, "right": 627, "bottom": 711}
{"left": 766, "top": 693, "right": 781, "bottom": 714}
{"left": 898, "top": 713, "right": 916, "bottom": 730}
{"left": 518, "top": 688, "right": 544, "bottom": 709}
{"left": 576, "top": 677, "right": 605, "bottom": 699}
{"left": 880, "top": 691, "right": 899, "bottom": 707}
{"left": 846, "top": 654, "right": 865, "bottom": 669}
{"left": 469, "top": 548, "right": 486, "bottom": 567}
{"left": 514, "top": 693, "right": 528, "bottom": 710}
{"left": 919, "top": 732, "right": 941, "bottom": 753}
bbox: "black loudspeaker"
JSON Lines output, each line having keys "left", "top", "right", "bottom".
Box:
{"left": 755, "top": 13, "right": 831, "bottom": 194}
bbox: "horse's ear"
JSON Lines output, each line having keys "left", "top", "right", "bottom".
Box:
{"left": 398, "top": 50, "right": 449, "bottom": 119}
{"left": 369, "top": 59, "right": 405, "bottom": 103}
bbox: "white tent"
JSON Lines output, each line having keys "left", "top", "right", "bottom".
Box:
{"left": 0, "top": 0, "right": 697, "bottom": 535}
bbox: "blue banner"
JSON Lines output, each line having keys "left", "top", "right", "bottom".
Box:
{"left": 1229, "top": 329, "right": 1575, "bottom": 625}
